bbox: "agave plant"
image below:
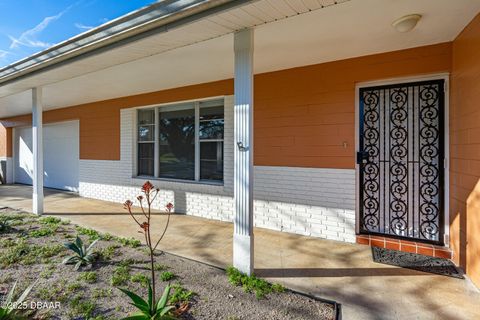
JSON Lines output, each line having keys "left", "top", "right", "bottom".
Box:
{"left": 119, "top": 283, "right": 176, "bottom": 320}
{"left": 62, "top": 236, "right": 98, "bottom": 270}
{"left": 0, "top": 217, "right": 11, "bottom": 232}
{"left": 0, "top": 281, "right": 36, "bottom": 320}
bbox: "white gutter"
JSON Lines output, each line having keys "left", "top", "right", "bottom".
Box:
{"left": 0, "top": 0, "right": 251, "bottom": 86}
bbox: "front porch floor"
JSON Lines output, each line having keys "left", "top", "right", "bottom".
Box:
{"left": 0, "top": 184, "right": 479, "bottom": 320}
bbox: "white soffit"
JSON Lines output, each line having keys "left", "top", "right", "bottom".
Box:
{"left": 1, "top": 0, "right": 480, "bottom": 118}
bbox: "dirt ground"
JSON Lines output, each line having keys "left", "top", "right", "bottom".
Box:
{"left": 0, "top": 208, "right": 336, "bottom": 320}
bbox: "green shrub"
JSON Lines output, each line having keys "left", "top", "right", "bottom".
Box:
{"left": 226, "top": 266, "right": 285, "bottom": 299}
{"left": 160, "top": 271, "right": 175, "bottom": 282}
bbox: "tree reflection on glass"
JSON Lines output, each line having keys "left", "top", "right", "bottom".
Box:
{"left": 159, "top": 108, "right": 195, "bottom": 180}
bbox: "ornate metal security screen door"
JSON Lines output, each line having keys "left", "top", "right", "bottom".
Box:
{"left": 358, "top": 80, "right": 445, "bottom": 245}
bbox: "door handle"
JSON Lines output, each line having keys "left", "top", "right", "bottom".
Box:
{"left": 357, "top": 151, "right": 370, "bottom": 164}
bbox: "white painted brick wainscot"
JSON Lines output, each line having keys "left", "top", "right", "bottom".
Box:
{"left": 79, "top": 96, "right": 356, "bottom": 243}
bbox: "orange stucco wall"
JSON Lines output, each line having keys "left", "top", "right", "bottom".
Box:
{"left": 254, "top": 42, "right": 452, "bottom": 168}
{"left": 0, "top": 42, "right": 452, "bottom": 165}
{"left": 0, "top": 124, "right": 11, "bottom": 158}
{"left": 0, "top": 79, "right": 233, "bottom": 160}
{"left": 450, "top": 13, "right": 480, "bottom": 287}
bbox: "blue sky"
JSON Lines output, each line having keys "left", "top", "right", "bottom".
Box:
{"left": 0, "top": 0, "right": 155, "bottom": 67}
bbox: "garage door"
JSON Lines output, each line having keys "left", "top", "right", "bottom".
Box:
{"left": 14, "top": 121, "right": 79, "bottom": 192}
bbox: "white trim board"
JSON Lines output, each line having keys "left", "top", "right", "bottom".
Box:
{"left": 354, "top": 73, "right": 450, "bottom": 246}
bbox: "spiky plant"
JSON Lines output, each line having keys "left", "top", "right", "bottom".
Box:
{"left": 122, "top": 181, "right": 173, "bottom": 305}
{"left": 119, "top": 284, "right": 175, "bottom": 320}
{"left": 62, "top": 236, "right": 98, "bottom": 270}
{"left": 0, "top": 217, "right": 11, "bottom": 232}
{"left": 0, "top": 281, "right": 36, "bottom": 320}
{"left": 120, "top": 181, "right": 181, "bottom": 319}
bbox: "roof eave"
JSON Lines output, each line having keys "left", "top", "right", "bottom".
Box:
{"left": 0, "top": 0, "right": 249, "bottom": 87}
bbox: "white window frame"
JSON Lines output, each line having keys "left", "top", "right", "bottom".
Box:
{"left": 135, "top": 96, "right": 225, "bottom": 185}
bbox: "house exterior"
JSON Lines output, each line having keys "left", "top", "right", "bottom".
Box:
{"left": 0, "top": 0, "right": 479, "bottom": 287}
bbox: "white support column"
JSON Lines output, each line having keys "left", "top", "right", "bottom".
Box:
{"left": 32, "top": 88, "right": 44, "bottom": 215}
{"left": 233, "top": 28, "right": 254, "bottom": 275}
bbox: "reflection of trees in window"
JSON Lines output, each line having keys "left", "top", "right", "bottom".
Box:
{"left": 137, "top": 100, "right": 224, "bottom": 182}
{"left": 159, "top": 109, "right": 195, "bottom": 180}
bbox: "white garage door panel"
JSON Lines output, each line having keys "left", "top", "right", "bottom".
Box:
{"left": 14, "top": 121, "right": 79, "bottom": 192}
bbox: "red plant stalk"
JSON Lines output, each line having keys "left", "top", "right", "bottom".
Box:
{"left": 123, "top": 181, "right": 173, "bottom": 306}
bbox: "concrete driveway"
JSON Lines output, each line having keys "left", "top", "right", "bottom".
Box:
{"left": 1, "top": 184, "right": 479, "bottom": 320}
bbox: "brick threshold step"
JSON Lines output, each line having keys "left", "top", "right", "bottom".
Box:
{"left": 356, "top": 235, "right": 453, "bottom": 259}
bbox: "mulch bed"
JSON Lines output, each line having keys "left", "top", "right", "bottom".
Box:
{"left": 0, "top": 208, "right": 336, "bottom": 320}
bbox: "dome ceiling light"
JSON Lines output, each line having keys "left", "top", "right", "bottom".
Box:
{"left": 392, "top": 14, "right": 422, "bottom": 33}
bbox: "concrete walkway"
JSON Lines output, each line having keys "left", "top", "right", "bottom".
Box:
{"left": 1, "top": 184, "right": 479, "bottom": 320}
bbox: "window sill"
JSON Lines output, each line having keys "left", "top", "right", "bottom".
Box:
{"left": 133, "top": 175, "right": 224, "bottom": 187}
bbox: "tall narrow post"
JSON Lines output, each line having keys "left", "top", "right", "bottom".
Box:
{"left": 32, "top": 87, "right": 44, "bottom": 215}
{"left": 233, "top": 28, "right": 254, "bottom": 275}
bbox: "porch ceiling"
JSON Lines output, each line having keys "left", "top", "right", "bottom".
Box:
{"left": 0, "top": 0, "right": 479, "bottom": 118}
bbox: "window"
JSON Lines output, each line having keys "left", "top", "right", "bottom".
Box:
{"left": 199, "top": 100, "right": 224, "bottom": 181}
{"left": 137, "top": 109, "right": 155, "bottom": 176}
{"left": 137, "top": 98, "right": 224, "bottom": 183}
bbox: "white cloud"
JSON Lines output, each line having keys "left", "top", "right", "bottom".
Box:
{"left": 8, "top": 6, "right": 71, "bottom": 49}
{"left": 0, "top": 50, "right": 9, "bottom": 59}
{"left": 74, "top": 23, "right": 94, "bottom": 31}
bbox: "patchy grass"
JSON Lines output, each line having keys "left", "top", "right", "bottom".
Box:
{"left": 0, "top": 208, "right": 336, "bottom": 320}
{"left": 75, "top": 225, "right": 140, "bottom": 248}
{"left": 39, "top": 216, "right": 62, "bottom": 225}
{"left": 78, "top": 271, "right": 98, "bottom": 284}
{"left": 75, "top": 226, "right": 103, "bottom": 240}
{"left": 29, "top": 226, "right": 58, "bottom": 237}
{"left": 160, "top": 271, "right": 175, "bottom": 281}
{"left": 153, "top": 263, "right": 168, "bottom": 271}
{"left": 169, "top": 283, "right": 196, "bottom": 304}
{"left": 110, "top": 265, "right": 131, "bottom": 286}
{"left": 0, "top": 240, "right": 64, "bottom": 267}
{"left": 69, "top": 294, "right": 97, "bottom": 319}
{"left": 116, "top": 237, "right": 141, "bottom": 248}
{"left": 130, "top": 273, "right": 150, "bottom": 287}
{"left": 92, "top": 288, "right": 112, "bottom": 299}
{"left": 97, "top": 244, "right": 119, "bottom": 261}
{"left": 40, "top": 264, "right": 57, "bottom": 279}
{"left": 66, "top": 282, "right": 82, "bottom": 294}
{"left": 226, "top": 266, "right": 285, "bottom": 299}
